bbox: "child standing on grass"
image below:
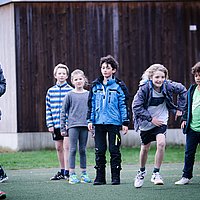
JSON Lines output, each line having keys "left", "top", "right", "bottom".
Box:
{"left": 60, "top": 69, "right": 91, "bottom": 184}
{"left": 87, "top": 55, "right": 130, "bottom": 185}
{"left": 46, "top": 63, "right": 73, "bottom": 180}
{"left": 132, "top": 64, "right": 187, "bottom": 188}
{"left": 175, "top": 62, "right": 200, "bottom": 185}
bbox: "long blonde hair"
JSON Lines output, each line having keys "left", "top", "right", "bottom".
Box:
{"left": 140, "top": 64, "right": 169, "bottom": 84}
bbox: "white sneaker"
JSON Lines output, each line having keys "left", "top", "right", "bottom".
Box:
{"left": 175, "top": 177, "right": 190, "bottom": 185}
{"left": 151, "top": 172, "right": 164, "bottom": 185}
{"left": 134, "top": 170, "right": 147, "bottom": 188}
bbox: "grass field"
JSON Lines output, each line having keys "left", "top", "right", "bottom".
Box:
{"left": 2, "top": 145, "right": 200, "bottom": 170}
{"left": 0, "top": 146, "right": 200, "bottom": 200}
{"left": 1, "top": 163, "right": 200, "bottom": 200}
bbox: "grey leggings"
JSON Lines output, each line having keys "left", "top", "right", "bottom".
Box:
{"left": 68, "top": 127, "right": 88, "bottom": 169}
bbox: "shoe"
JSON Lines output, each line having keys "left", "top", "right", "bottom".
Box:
{"left": 134, "top": 170, "right": 147, "bottom": 188}
{"left": 0, "top": 191, "right": 6, "bottom": 199}
{"left": 64, "top": 174, "right": 69, "bottom": 181}
{"left": 69, "top": 173, "right": 80, "bottom": 184}
{"left": 93, "top": 166, "right": 106, "bottom": 185}
{"left": 80, "top": 172, "right": 92, "bottom": 183}
{"left": 151, "top": 172, "right": 164, "bottom": 185}
{"left": 0, "top": 173, "right": 8, "bottom": 183}
{"left": 175, "top": 177, "right": 190, "bottom": 185}
{"left": 50, "top": 172, "right": 65, "bottom": 180}
{"left": 111, "top": 167, "right": 121, "bottom": 185}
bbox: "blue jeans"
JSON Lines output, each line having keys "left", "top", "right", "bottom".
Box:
{"left": 183, "top": 128, "right": 200, "bottom": 179}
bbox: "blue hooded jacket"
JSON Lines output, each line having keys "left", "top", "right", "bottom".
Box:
{"left": 87, "top": 76, "right": 130, "bottom": 126}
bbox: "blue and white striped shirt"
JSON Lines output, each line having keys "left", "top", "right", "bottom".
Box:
{"left": 46, "top": 82, "right": 73, "bottom": 128}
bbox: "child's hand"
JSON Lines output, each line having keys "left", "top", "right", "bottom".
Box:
{"left": 151, "top": 117, "right": 163, "bottom": 126}
{"left": 88, "top": 123, "right": 93, "bottom": 131}
{"left": 88, "top": 123, "right": 95, "bottom": 137}
{"left": 175, "top": 110, "right": 182, "bottom": 120}
{"left": 181, "top": 121, "right": 186, "bottom": 129}
{"left": 61, "top": 131, "right": 67, "bottom": 136}
{"left": 48, "top": 127, "right": 54, "bottom": 133}
{"left": 122, "top": 125, "right": 128, "bottom": 135}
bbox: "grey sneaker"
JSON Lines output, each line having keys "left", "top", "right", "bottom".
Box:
{"left": 134, "top": 170, "right": 147, "bottom": 188}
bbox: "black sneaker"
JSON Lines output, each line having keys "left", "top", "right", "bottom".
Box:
{"left": 0, "top": 173, "right": 8, "bottom": 183}
{"left": 50, "top": 172, "right": 65, "bottom": 180}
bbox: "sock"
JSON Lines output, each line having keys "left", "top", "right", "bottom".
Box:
{"left": 140, "top": 167, "right": 145, "bottom": 172}
{"left": 65, "top": 170, "right": 69, "bottom": 176}
{"left": 61, "top": 169, "right": 65, "bottom": 176}
{"left": 153, "top": 167, "right": 160, "bottom": 173}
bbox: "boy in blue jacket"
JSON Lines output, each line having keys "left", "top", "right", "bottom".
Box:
{"left": 175, "top": 62, "right": 200, "bottom": 185}
{"left": 87, "top": 55, "right": 130, "bottom": 185}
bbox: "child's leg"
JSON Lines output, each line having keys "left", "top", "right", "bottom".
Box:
{"left": 63, "top": 137, "right": 69, "bottom": 177}
{"left": 108, "top": 125, "right": 121, "bottom": 169}
{"left": 140, "top": 143, "right": 151, "bottom": 169}
{"left": 93, "top": 125, "right": 107, "bottom": 185}
{"left": 55, "top": 140, "right": 65, "bottom": 170}
{"left": 79, "top": 127, "right": 88, "bottom": 171}
{"left": 68, "top": 128, "right": 79, "bottom": 173}
{"left": 108, "top": 125, "right": 121, "bottom": 185}
{"left": 94, "top": 125, "right": 107, "bottom": 167}
{"left": 154, "top": 134, "right": 166, "bottom": 169}
{"left": 183, "top": 129, "right": 199, "bottom": 179}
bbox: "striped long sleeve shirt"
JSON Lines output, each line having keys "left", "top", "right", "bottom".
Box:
{"left": 46, "top": 82, "right": 73, "bottom": 128}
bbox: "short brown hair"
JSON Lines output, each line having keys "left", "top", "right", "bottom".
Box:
{"left": 100, "top": 55, "right": 119, "bottom": 70}
{"left": 191, "top": 62, "right": 200, "bottom": 75}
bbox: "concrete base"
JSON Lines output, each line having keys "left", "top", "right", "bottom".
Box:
{"left": 0, "top": 129, "right": 186, "bottom": 151}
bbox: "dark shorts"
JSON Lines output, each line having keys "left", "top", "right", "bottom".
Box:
{"left": 52, "top": 128, "right": 66, "bottom": 141}
{"left": 140, "top": 125, "right": 167, "bottom": 145}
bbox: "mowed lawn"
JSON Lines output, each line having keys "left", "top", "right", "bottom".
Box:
{"left": 0, "top": 146, "right": 200, "bottom": 200}
{"left": 1, "top": 163, "right": 200, "bottom": 200}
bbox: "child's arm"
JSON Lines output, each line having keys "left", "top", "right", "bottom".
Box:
{"left": 87, "top": 86, "right": 95, "bottom": 124}
{"left": 170, "top": 81, "right": 187, "bottom": 112}
{"left": 46, "top": 91, "right": 54, "bottom": 131}
{"left": 132, "top": 86, "right": 152, "bottom": 122}
{"left": 118, "top": 82, "right": 130, "bottom": 126}
{"left": 0, "top": 65, "right": 6, "bottom": 97}
{"left": 60, "top": 94, "right": 69, "bottom": 134}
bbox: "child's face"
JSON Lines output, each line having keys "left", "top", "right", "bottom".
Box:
{"left": 54, "top": 68, "right": 68, "bottom": 84}
{"left": 151, "top": 70, "right": 166, "bottom": 91}
{"left": 71, "top": 74, "right": 85, "bottom": 90}
{"left": 101, "top": 62, "right": 116, "bottom": 79}
{"left": 194, "top": 72, "right": 200, "bottom": 86}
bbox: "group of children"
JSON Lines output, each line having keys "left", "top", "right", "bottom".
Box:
{"left": 45, "top": 55, "right": 200, "bottom": 187}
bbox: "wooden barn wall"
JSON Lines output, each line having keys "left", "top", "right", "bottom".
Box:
{"left": 14, "top": 2, "right": 200, "bottom": 132}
